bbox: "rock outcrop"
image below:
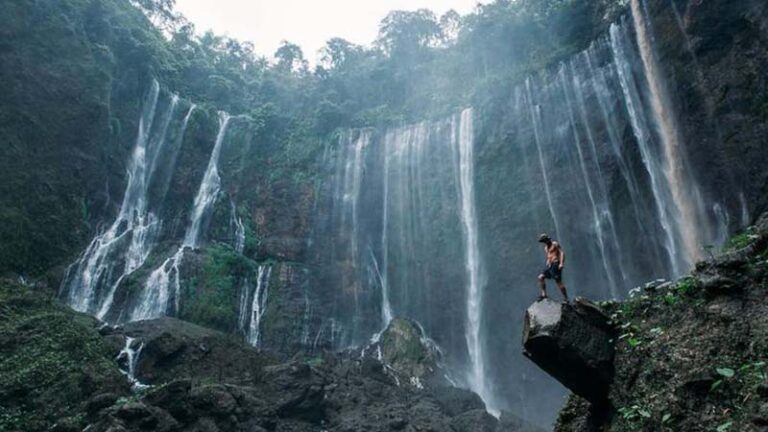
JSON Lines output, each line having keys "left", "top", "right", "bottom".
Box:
{"left": 1, "top": 280, "right": 547, "bottom": 432}
{"left": 523, "top": 298, "right": 616, "bottom": 404}
{"left": 533, "top": 214, "right": 768, "bottom": 431}
{"left": 361, "top": 318, "right": 453, "bottom": 389}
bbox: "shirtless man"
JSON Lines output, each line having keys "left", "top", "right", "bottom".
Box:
{"left": 537, "top": 233, "right": 569, "bottom": 302}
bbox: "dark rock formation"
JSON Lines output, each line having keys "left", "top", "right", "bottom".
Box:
{"left": 548, "top": 214, "right": 768, "bottom": 431}
{"left": 120, "top": 318, "right": 269, "bottom": 385}
{"left": 0, "top": 280, "right": 129, "bottom": 432}
{"left": 3, "top": 281, "right": 550, "bottom": 431}
{"left": 364, "top": 317, "right": 452, "bottom": 388}
{"left": 523, "top": 298, "right": 616, "bottom": 404}
{"left": 90, "top": 319, "right": 543, "bottom": 432}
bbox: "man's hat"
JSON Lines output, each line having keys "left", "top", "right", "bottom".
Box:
{"left": 538, "top": 233, "right": 551, "bottom": 243}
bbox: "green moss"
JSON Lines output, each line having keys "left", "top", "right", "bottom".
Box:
{"left": 179, "top": 244, "right": 253, "bottom": 333}
{"left": 0, "top": 280, "right": 127, "bottom": 432}
{"left": 725, "top": 229, "right": 757, "bottom": 252}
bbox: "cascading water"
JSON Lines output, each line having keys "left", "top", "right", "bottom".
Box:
{"left": 116, "top": 336, "right": 149, "bottom": 391}
{"left": 740, "top": 193, "right": 751, "bottom": 227}
{"left": 610, "top": 22, "right": 684, "bottom": 276}
{"left": 130, "top": 112, "right": 232, "bottom": 321}
{"left": 525, "top": 79, "right": 562, "bottom": 240}
{"left": 238, "top": 265, "right": 272, "bottom": 347}
{"left": 558, "top": 67, "right": 623, "bottom": 297}
{"left": 62, "top": 81, "right": 195, "bottom": 319}
{"left": 323, "top": 110, "right": 492, "bottom": 404}
{"left": 317, "top": 14, "right": 730, "bottom": 419}
{"left": 455, "top": 108, "right": 492, "bottom": 410}
{"left": 630, "top": 0, "right": 713, "bottom": 270}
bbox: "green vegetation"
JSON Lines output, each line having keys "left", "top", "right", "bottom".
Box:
{"left": 180, "top": 244, "right": 253, "bottom": 332}
{"left": 0, "top": 279, "right": 127, "bottom": 432}
{"left": 589, "top": 225, "right": 768, "bottom": 432}
{"left": 0, "top": 0, "right": 630, "bottom": 278}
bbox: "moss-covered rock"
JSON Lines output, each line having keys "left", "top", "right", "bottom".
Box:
{"left": 379, "top": 318, "right": 441, "bottom": 381}
{"left": 552, "top": 214, "right": 768, "bottom": 431}
{"left": 178, "top": 244, "right": 251, "bottom": 334}
{"left": 0, "top": 279, "right": 128, "bottom": 432}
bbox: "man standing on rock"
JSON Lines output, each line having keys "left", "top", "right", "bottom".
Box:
{"left": 537, "top": 233, "right": 569, "bottom": 302}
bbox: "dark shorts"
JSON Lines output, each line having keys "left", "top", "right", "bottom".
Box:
{"left": 540, "top": 262, "right": 563, "bottom": 283}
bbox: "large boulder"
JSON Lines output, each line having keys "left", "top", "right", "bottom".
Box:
{"left": 360, "top": 317, "right": 454, "bottom": 389}
{"left": 522, "top": 298, "right": 615, "bottom": 403}
{"left": 119, "top": 318, "right": 269, "bottom": 386}
{"left": 379, "top": 318, "right": 441, "bottom": 381}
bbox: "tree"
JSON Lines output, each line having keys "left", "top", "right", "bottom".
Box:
{"left": 320, "top": 38, "right": 363, "bottom": 71}
{"left": 130, "top": 0, "right": 179, "bottom": 33}
{"left": 376, "top": 9, "right": 443, "bottom": 57}
{"left": 274, "top": 41, "right": 308, "bottom": 74}
{"left": 440, "top": 10, "right": 463, "bottom": 45}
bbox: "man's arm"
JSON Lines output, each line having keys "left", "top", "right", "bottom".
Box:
{"left": 558, "top": 244, "right": 565, "bottom": 269}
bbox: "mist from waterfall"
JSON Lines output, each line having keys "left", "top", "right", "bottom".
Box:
{"left": 61, "top": 81, "right": 195, "bottom": 318}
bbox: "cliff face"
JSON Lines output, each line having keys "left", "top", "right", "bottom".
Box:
{"left": 647, "top": 0, "right": 768, "bottom": 219}
{"left": 2, "top": 0, "right": 768, "bottom": 428}
{"left": 541, "top": 213, "right": 768, "bottom": 431}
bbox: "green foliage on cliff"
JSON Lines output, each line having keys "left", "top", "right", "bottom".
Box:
{"left": 179, "top": 244, "right": 251, "bottom": 333}
{"left": 0, "top": 0, "right": 627, "bottom": 278}
{"left": 0, "top": 279, "right": 127, "bottom": 432}
{"left": 560, "top": 224, "right": 768, "bottom": 432}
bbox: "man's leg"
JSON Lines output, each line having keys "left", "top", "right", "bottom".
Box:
{"left": 538, "top": 273, "right": 548, "bottom": 300}
{"left": 556, "top": 280, "right": 569, "bottom": 302}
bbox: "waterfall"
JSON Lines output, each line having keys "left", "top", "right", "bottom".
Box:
{"left": 238, "top": 265, "right": 272, "bottom": 348}
{"left": 739, "top": 192, "right": 750, "bottom": 227}
{"left": 630, "top": 0, "right": 710, "bottom": 269}
{"left": 525, "top": 79, "right": 562, "bottom": 239}
{"left": 231, "top": 200, "right": 246, "bottom": 254}
{"left": 456, "top": 108, "right": 492, "bottom": 410}
{"left": 369, "top": 246, "right": 393, "bottom": 327}
{"left": 185, "top": 112, "right": 232, "bottom": 248}
{"left": 558, "top": 68, "right": 621, "bottom": 297}
{"left": 117, "top": 337, "right": 149, "bottom": 391}
{"left": 610, "top": 22, "right": 685, "bottom": 275}
{"left": 131, "top": 112, "right": 232, "bottom": 321}
{"left": 62, "top": 81, "right": 194, "bottom": 318}
{"left": 315, "top": 14, "right": 728, "bottom": 417}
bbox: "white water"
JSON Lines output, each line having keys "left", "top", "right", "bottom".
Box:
{"left": 117, "top": 336, "right": 149, "bottom": 391}
{"left": 63, "top": 81, "right": 196, "bottom": 318}
{"left": 525, "top": 78, "right": 562, "bottom": 239}
{"left": 558, "top": 68, "right": 620, "bottom": 298}
{"left": 740, "top": 192, "right": 750, "bottom": 227}
{"left": 185, "top": 112, "right": 232, "bottom": 248}
{"left": 369, "top": 247, "right": 393, "bottom": 327}
{"left": 610, "top": 22, "right": 685, "bottom": 276}
{"left": 630, "top": 0, "right": 708, "bottom": 269}
{"left": 239, "top": 265, "right": 272, "bottom": 347}
{"left": 379, "top": 132, "right": 394, "bottom": 328}
{"left": 456, "top": 108, "right": 492, "bottom": 411}
{"left": 131, "top": 112, "right": 232, "bottom": 321}
{"left": 231, "top": 200, "right": 246, "bottom": 254}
